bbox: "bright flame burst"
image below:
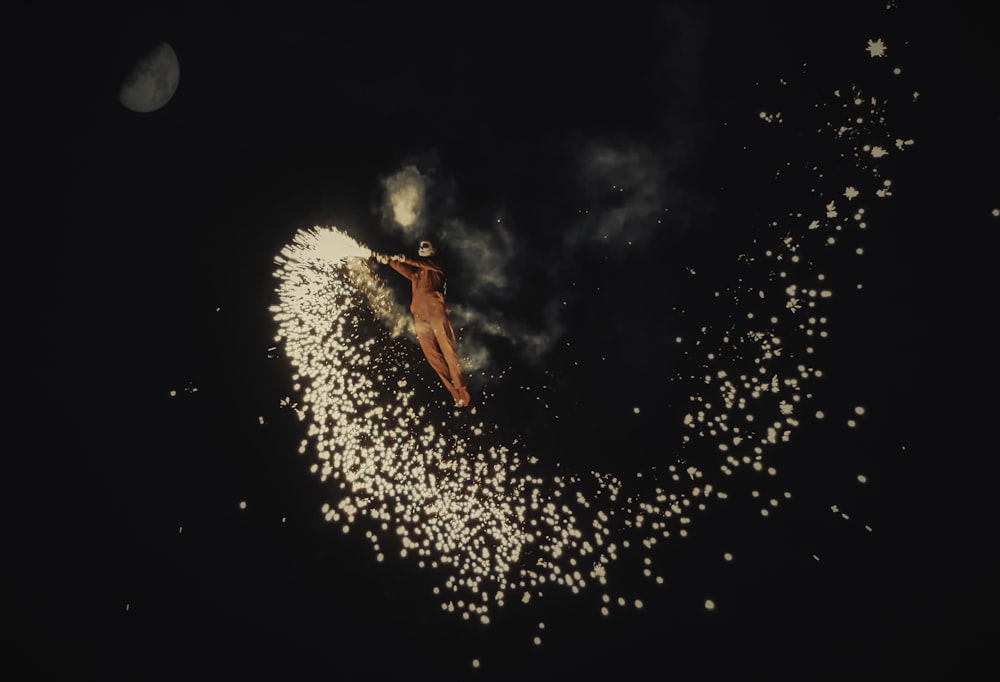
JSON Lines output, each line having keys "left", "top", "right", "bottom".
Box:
{"left": 269, "top": 41, "right": 908, "bottom": 627}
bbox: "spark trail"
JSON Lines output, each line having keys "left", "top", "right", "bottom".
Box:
{"left": 271, "top": 227, "right": 706, "bottom": 622}
{"left": 268, "top": 30, "right": 910, "bottom": 637}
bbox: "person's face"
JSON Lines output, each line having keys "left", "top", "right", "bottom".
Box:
{"left": 418, "top": 240, "right": 435, "bottom": 257}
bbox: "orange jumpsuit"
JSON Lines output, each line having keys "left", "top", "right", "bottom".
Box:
{"left": 389, "top": 256, "right": 471, "bottom": 406}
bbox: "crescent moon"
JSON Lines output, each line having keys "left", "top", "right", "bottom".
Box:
{"left": 119, "top": 42, "right": 180, "bottom": 113}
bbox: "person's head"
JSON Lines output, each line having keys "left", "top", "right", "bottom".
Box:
{"left": 418, "top": 240, "right": 436, "bottom": 257}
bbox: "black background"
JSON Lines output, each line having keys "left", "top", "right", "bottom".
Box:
{"left": 7, "top": 2, "right": 997, "bottom": 679}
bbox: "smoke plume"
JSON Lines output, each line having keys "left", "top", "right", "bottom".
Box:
{"left": 380, "top": 165, "right": 429, "bottom": 234}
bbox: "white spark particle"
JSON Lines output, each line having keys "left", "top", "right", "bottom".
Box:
{"left": 865, "top": 38, "right": 887, "bottom": 58}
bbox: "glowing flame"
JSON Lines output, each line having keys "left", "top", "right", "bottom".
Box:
{"left": 280, "top": 226, "right": 372, "bottom": 264}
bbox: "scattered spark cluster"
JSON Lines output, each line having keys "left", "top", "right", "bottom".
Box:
{"left": 267, "top": 33, "right": 910, "bottom": 650}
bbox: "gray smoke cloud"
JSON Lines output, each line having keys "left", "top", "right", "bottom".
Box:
{"left": 438, "top": 216, "right": 560, "bottom": 373}
{"left": 449, "top": 298, "right": 565, "bottom": 374}
{"left": 372, "top": 2, "right": 711, "bottom": 373}
{"left": 564, "top": 135, "right": 697, "bottom": 254}
{"left": 379, "top": 165, "right": 429, "bottom": 235}
{"left": 371, "top": 130, "right": 705, "bottom": 378}
{"left": 558, "top": 0, "right": 712, "bottom": 255}
{"left": 367, "top": 2, "right": 713, "bottom": 384}
{"left": 439, "top": 217, "right": 519, "bottom": 300}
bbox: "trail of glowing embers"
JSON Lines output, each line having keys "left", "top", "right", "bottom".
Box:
{"left": 272, "top": 214, "right": 810, "bottom": 625}
{"left": 270, "top": 74, "right": 903, "bottom": 624}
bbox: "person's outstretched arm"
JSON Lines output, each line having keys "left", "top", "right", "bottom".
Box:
{"left": 397, "top": 254, "right": 444, "bottom": 274}
{"left": 387, "top": 255, "right": 420, "bottom": 280}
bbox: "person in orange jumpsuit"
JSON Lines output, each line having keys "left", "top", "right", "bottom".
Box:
{"left": 376, "top": 240, "right": 471, "bottom": 408}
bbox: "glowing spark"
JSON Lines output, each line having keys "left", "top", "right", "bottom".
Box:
{"left": 865, "top": 38, "right": 887, "bottom": 58}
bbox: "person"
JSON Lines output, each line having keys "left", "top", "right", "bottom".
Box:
{"left": 375, "top": 240, "right": 471, "bottom": 408}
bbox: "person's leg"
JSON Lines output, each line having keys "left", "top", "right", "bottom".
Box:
{"left": 429, "top": 314, "right": 470, "bottom": 406}
{"left": 414, "top": 315, "right": 460, "bottom": 401}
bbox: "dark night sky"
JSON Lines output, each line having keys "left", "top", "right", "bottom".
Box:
{"left": 7, "top": 2, "right": 998, "bottom": 680}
